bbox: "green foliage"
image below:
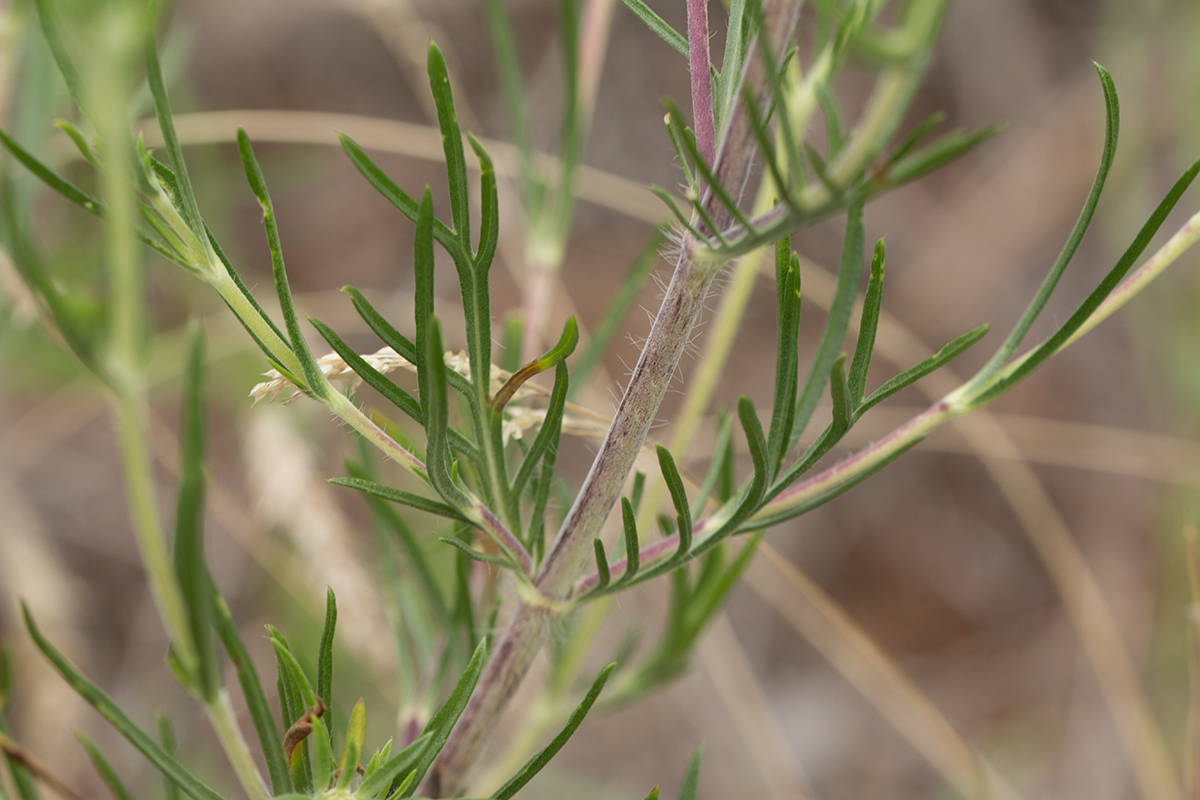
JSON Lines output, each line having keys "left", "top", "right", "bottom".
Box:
{"left": 3, "top": 0, "right": 1200, "bottom": 798}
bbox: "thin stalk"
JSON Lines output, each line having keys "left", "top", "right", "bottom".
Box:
{"left": 92, "top": 4, "right": 196, "bottom": 673}
{"left": 205, "top": 689, "right": 270, "bottom": 800}
{"left": 521, "top": 0, "right": 616, "bottom": 359}
{"left": 111, "top": 390, "right": 196, "bottom": 668}
{"left": 687, "top": 0, "right": 715, "bottom": 167}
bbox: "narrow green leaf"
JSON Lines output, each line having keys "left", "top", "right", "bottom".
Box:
{"left": 651, "top": 185, "right": 710, "bottom": 242}
{"left": 267, "top": 629, "right": 318, "bottom": 710}
{"left": 592, "top": 540, "right": 611, "bottom": 591}
{"left": 355, "top": 734, "right": 430, "bottom": 799}
{"left": 400, "top": 640, "right": 488, "bottom": 796}
{"left": 30, "top": 0, "right": 85, "bottom": 114}
{"left": 144, "top": 34, "right": 205, "bottom": 238}
{"left": 572, "top": 228, "right": 664, "bottom": 391}
{"left": 736, "top": 395, "right": 769, "bottom": 515}
{"left": 665, "top": 114, "right": 698, "bottom": 196}
{"left": 237, "top": 130, "right": 325, "bottom": 395}
{"left": 469, "top": 134, "right": 500, "bottom": 269}
{"left": 173, "top": 323, "right": 218, "bottom": 700}
{"left": 424, "top": 317, "right": 473, "bottom": 512}
{"left": 336, "top": 700, "right": 365, "bottom": 789}
{"left": 618, "top": 0, "right": 689, "bottom": 56}
{"left": 54, "top": 120, "right": 98, "bottom": 167}
{"left": 620, "top": 497, "right": 641, "bottom": 582}
{"left": 741, "top": 85, "right": 794, "bottom": 206}
{"left": 859, "top": 324, "right": 989, "bottom": 416}
{"left": 317, "top": 589, "right": 337, "bottom": 711}
{"left": 976, "top": 155, "right": 1200, "bottom": 405}
{"left": 342, "top": 286, "right": 475, "bottom": 402}
{"left": 345, "top": 458, "right": 451, "bottom": 630}
{"left": 414, "top": 188, "right": 436, "bottom": 419}
{"left": 490, "top": 663, "right": 617, "bottom": 799}
{"left": 818, "top": 84, "right": 845, "bottom": 158}
{"left": 715, "top": 0, "right": 750, "bottom": 131}
{"left": 828, "top": 355, "right": 852, "bottom": 433}
{"left": 337, "top": 135, "right": 463, "bottom": 259}
{"left": 21, "top": 606, "right": 226, "bottom": 800}
{"left": 977, "top": 64, "right": 1119, "bottom": 377}
{"left": 678, "top": 745, "right": 703, "bottom": 800}
{"left": 693, "top": 413, "right": 733, "bottom": 517}
{"left": 211, "top": 592, "right": 292, "bottom": 794}
{"left": 644, "top": 789, "right": 661, "bottom": 800}
{"left": 512, "top": 361, "right": 570, "bottom": 499}
{"left": 656, "top": 446, "right": 692, "bottom": 558}
{"left": 308, "top": 716, "right": 335, "bottom": 792}
{"left": 0, "top": 129, "right": 101, "bottom": 215}
{"left": 330, "top": 477, "right": 468, "bottom": 523}
{"left": 848, "top": 240, "right": 885, "bottom": 403}
{"left": 427, "top": 44, "right": 471, "bottom": 251}
{"left": 789, "top": 203, "right": 863, "bottom": 451}
{"left": 665, "top": 100, "right": 754, "bottom": 232}
{"left": 631, "top": 471, "right": 647, "bottom": 514}
{"left": 77, "top": 733, "right": 134, "bottom": 800}
{"left": 157, "top": 715, "right": 183, "bottom": 800}
{"left": 886, "top": 111, "right": 947, "bottom": 166}
{"left": 439, "top": 536, "right": 517, "bottom": 569}
{"left": 882, "top": 124, "right": 1002, "bottom": 188}
{"left": 309, "top": 317, "right": 422, "bottom": 423}
{"left": 767, "top": 241, "right": 801, "bottom": 475}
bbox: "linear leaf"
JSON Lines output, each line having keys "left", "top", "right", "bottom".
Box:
{"left": 789, "top": 203, "right": 863, "bottom": 451}
{"left": 490, "top": 663, "right": 616, "bottom": 799}
{"left": 144, "top": 34, "right": 205, "bottom": 238}
{"left": 767, "top": 241, "right": 801, "bottom": 475}
{"left": 400, "top": 640, "right": 487, "bottom": 796}
{"left": 469, "top": 134, "right": 500, "bottom": 269}
{"left": 620, "top": 496, "right": 641, "bottom": 582}
{"left": 619, "top": 0, "right": 689, "bottom": 56}
{"left": 678, "top": 746, "right": 703, "bottom": 800}
{"left": 77, "top": 733, "right": 134, "bottom": 800}
{"left": 976, "top": 155, "right": 1200, "bottom": 405}
{"left": 0, "top": 129, "right": 101, "bottom": 215}
{"left": 512, "top": 361, "right": 569, "bottom": 499}
{"left": 21, "top": 606, "right": 226, "bottom": 800}
{"left": 355, "top": 734, "right": 430, "bottom": 799}
{"left": 656, "top": 446, "right": 692, "bottom": 558}
{"left": 859, "top": 324, "right": 989, "bottom": 416}
{"left": 172, "top": 324, "right": 218, "bottom": 700}
{"left": 977, "top": 64, "right": 1119, "bottom": 377}
{"left": 211, "top": 591, "right": 291, "bottom": 794}
{"left": 330, "top": 477, "right": 468, "bottom": 523}
{"left": 848, "top": 240, "right": 885, "bottom": 403}
{"left": 309, "top": 317, "right": 422, "bottom": 423}
{"left": 592, "top": 540, "right": 611, "bottom": 591}
{"left": 424, "top": 317, "right": 473, "bottom": 512}
{"left": 237, "top": 130, "right": 325, "bottom": 395}
{"left": 439, "top": 536, "right": 517, "bottom": 569}
{"left": 317, "top": 589, "right": 337, "bottom": 711}
{"left": 427, "top": 44, "right": 471, "bottom": 251}
{"left": 308, "top": 716, "right": 335, "bottom": 792}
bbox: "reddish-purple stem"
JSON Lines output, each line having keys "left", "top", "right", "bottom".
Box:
{"left": 687, "top": 0, "right": 716, "bottom": 167}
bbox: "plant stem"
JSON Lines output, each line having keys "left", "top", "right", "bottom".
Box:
{"left": 110, "top": 390, "right": 197, "bottom": 667}
{"left": 687, "top": 0, "right": 715, "bottom": 167}
{"left": 205, "top": 689, "right": 270, "bottom": 800}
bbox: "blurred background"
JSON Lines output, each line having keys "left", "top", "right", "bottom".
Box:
{"left": 3, "top": 1, "right": 1200, "bottom": 799}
